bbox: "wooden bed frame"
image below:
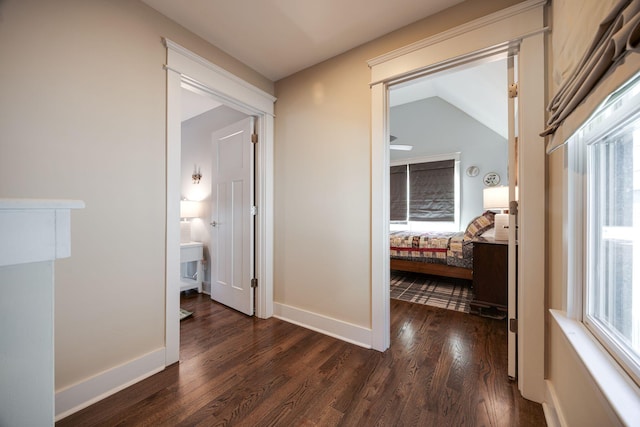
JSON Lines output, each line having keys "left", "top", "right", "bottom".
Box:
{"left": 390, "top": 258, "right": 473, "bottom": 281}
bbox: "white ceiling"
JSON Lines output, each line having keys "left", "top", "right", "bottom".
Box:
{"left": 153, "top": 1, "right": 506, "bottom": 136}
{"left": 391, "top": 58, "right": 508, "bottom": 138}
{"left": 181, "top": 87, "right": 221, "bottom": 122}
{"left": 142, "top": 0, "right": 464, "bottom": 81}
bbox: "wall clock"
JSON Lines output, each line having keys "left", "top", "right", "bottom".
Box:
{"left": 483, "top": 172, "right": 500, "bottom": 186}
{"left": 466, "top": 166, "right": 479, "bottom": 177}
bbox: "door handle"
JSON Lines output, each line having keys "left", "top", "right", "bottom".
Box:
{"left": 210, "top": 221, "right": 218, "bottom": 227}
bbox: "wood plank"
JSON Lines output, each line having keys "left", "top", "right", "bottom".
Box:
{"left": 57, "top": 294, "right": 545, "bottom": 426}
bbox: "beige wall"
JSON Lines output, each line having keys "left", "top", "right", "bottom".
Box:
{"left": 7, "top": 0, "right": 623, "bottom": 419}
{"left": 273, "top": 0, "right": 524, "bottom": 327}
{"left": 545, "top": 0, "right": 625, "bottom": 424}
{"left": 0, "top": 0, "right": 272, "bottom": 390}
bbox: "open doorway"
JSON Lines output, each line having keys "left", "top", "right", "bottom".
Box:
{"left": 164, "top": 39, "right": 276, "bottom": 365}
{"left": 387, "top": 58, "right": 509, "bottom": 316}
{"left": 178, "top": 85, "right": 250, "bottom": 324}
{"left": 369, "top": 1, "right": 545, "bottom": 401}
{"left": 387, "top": 57, "right": 517, "bottom": 385}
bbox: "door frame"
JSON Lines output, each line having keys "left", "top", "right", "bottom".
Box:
{"left": 164, "top": 39, "right": 276, "bottom": 365}
{"left": 369, "top": 0, "right": 547, "bottom": 402}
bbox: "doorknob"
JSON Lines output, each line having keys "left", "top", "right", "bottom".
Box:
{"left": 210, "top": 221, "right": 218, "bottom": 227}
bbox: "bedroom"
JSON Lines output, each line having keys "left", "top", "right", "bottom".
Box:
{"left": 387, "top": 56, "right": 512, "bottom": 317}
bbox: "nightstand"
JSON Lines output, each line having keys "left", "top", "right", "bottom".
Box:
{"left": 180, "top": 242, "right": 203, "bottom": 293}
{"left": 471, "top": 238, "right": 508, "bottom": 313}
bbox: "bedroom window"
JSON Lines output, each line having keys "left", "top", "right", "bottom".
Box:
{"left": 390, "top": 154, "right": 459, "bottom": 229}
{"left": 567, "top": 73, "right": 640, "bottom": 386}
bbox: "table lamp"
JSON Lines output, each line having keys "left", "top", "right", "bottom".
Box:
{"left": 483, "top": 186, "right": 509, "bottom": 241}
{"left": 180, "top": 200, "right": 202, "bottom": 243}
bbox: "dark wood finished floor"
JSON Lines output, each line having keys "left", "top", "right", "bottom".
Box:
{"left": 58, "top": 294, "right": 546, "bottom": 426}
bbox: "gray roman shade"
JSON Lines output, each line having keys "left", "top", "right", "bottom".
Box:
{"left": 390, "top": 165, "right": 407, "bottom": 221}
{"left": 408, "top": 160, "right": 454, "bottom": 222}
{"left": 543, "top": 0, "right": 640, "bottom": 153}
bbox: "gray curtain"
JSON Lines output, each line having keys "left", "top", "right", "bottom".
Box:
{"left": 543, "top": 0, "right": 640, "bottom": 153}
{"left": 408, "top": 160, "right": 454, "bottom": 222}
{"left": 390, "top": 165, "right": 407, "bottom": 221}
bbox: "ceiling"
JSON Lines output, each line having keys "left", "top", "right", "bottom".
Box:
{"left": 142, "top": 0, "right": 464, "bottom": 81}
{"left": 156, "top": 1, "right": 506, "bottom": 137}
{"left": 391, "top": 58, "right": 508, "bottom": 138}
{"left": 181, "top": 87, "right": 221, "bottom": 122}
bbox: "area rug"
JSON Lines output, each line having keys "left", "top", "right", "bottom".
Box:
{"left": 180, "top": 308, "right": 193, "bottom": 320}
{"left": 390, "top": 272, "right": 473, "bottom": 313}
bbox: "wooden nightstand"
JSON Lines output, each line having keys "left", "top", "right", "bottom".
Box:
{"left": 471, "top": 238, "right": 508, "bottom": 313}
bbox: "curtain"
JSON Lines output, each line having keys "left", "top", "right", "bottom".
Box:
{"left": 543, "top": 0, "right": 640, "bottom": 153}
{"left": 390, "top": 165, "right": 407, "bottom": 221}
{"left": 408, "top": 160, "right": 455, "bottom": 222}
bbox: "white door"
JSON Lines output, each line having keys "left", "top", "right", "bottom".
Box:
{"left": 506, "top": 55, "right": 518, "bottom": 379}
{"left": 210, "top": 117, "right": 255, "bottom": 316}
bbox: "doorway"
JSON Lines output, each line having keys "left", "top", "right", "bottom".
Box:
{"left": 387, "top": 57, "right": 513, "bottom": 375}
{"left": 369, "top": 2, "right": 546, "bottom": 402}
{"left": 165, "top": 39, "right": 276, "bottom": 365}
{"left": 179, "top": 85, "right": 251, "bottom": 305}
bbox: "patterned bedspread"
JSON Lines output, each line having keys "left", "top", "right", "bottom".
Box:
{"left": 390, "top": 230, "right": 473, "bottom": 269}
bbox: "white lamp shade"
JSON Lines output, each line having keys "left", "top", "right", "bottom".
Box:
{"left": 483, "top": 186, "right": 509, "bottom": 210}
{"left": 180, "top": 200, "right": 202, "bottom": 219}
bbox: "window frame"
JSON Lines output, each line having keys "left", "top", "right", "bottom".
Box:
{"left": 566, "top": 74, "right": 640, "bottom": 388}
{"left": 390, "top": 152, "right": 460, "bottom": 230}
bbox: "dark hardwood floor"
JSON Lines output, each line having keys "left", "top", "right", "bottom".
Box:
{"left": 58, "top": 293, "right": 546, "bottom": 426}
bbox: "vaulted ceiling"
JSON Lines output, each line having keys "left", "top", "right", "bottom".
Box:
{"left": 391, "top": 58, "right": 508, "bottom": 139}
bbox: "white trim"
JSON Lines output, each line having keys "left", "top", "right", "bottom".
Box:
{"left": 543, "top": 380, "right": 566, "bottom": 427}
{"left": 273, "top": 303, "right": 372, "bottom": 349}
{"left": 165, "top": 40, "right": 276, "bottom": 366}
{"left": 0, "top": 200, "right": 84, "bottom": 267}
{"left": 255, "top": 114, "right": 275, "bottom": 319}
{"left": 368, "top": 0, "right": 548, "bottom": 86}
{"left": 389, "top": 152, "right": 459, "bottom": 166}
{"left": 550, "top": 310, "right": 640, "bottom": 427}
{"left": 55, "top": 348, "right": 165, "bottom": 421}
{"left": 165, "top": 67, "right": 182, "bottom": 365}
{"left": 515, "top": 32, "right": 547, "bottom": 402}
{"left": 367, "top": 0, "right": 547, "bottom": 68}
{"left": 370, "top": 2, "right": 546, "bottom": 401}
{"left": 371, "top": 83, "right": 390, "bottom": 351}
{"left": 0, "top": 199, "right": 85, "bottom": 210}
{"left": 164, "top": 40, "right": 276, "bottom": 110}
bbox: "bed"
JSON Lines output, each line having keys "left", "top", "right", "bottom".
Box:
{"left": 389, "top": 211, "right": 495, "bottom": 281}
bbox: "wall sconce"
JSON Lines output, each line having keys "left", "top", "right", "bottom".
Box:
{"left": 192, "top": 165, "right": 202, "bottom": 184}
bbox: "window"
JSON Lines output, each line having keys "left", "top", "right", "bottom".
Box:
{"left": 568, "top": 73, "right": 640, "bottom": 386}
{"left": 390, "top": 154, "right": 459, "bottom": 228}
{"left": 390, "top": 165, "right": 407, "bottom": 221}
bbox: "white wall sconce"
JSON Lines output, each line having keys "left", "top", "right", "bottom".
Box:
{"left": 192, "top": 165, "right": 202, "bottom": 184}
{"left": 180, "top": 199, "right": 203, "bottom": 243}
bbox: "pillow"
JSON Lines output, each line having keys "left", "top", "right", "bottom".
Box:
{"left": 463, "top": 211, "right": 496, "bottom": 241}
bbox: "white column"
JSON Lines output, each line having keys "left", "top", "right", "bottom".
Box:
{"left": 0, "top": 199, "right": 83, "bottom": 427}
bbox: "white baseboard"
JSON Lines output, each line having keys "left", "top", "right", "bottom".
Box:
{"left": 273, "top": 302, "right": 372, "bottom": 349}
{"left": 543, "top": 380, "right": 565, "bottom": 427}
{"left": 55, "top": 348, "right": 166, "bottom": 421}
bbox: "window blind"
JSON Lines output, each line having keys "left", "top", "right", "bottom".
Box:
{"left": 408, "top": 160, "right": 455, "bottom": 221}
{"left": 390, "top": 165, "right": 407, "bottom": 221}
{"left": 543, "top": 0, "right": 640, "bottom": 153}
